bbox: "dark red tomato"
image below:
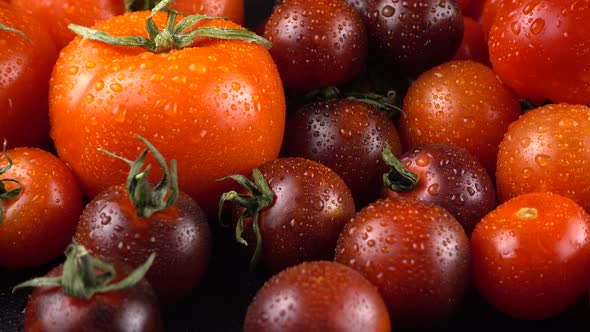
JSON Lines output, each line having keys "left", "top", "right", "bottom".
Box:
{"left": 262, "top": 0, "right": 368, "bottom": 90}
{"left": 384, "top": 143, "right": 496, "bottom": 234}
{"left": 398, "top": 60, "right": 521, "bottom": 176}
{"left": 0, "top": 147, "right": 83, "bottom": 269}
{"left": 75, "top": 186, "right": 211, "bottom": 304}
{"left": 222, "top": 157, "right": 356, "bottom": 273}
{"left": 244, "top": 261, "right": 391, "bottom": 332}
{"left": 452, "top": 16, "right": 490, "bottom": 65}
{"left": 363, "top": 0, "right": 464, "bottom": 76}
{"left": 335, "top": 197, "right": 470, "bottom": 328}
{"left": 471, "top": 192, "right": 590, "bottom": 320}
{"left": 281, "top": 99, "right": 402, "bottom": 208}
{"left": 459, "top": 0, "right": 471, "bottom": 10}
{"left": 489, "top": 0, "right": 590, "bottom": 104}
{"left": 0, "top": 2, "right": 58, "bottom": 148}
{"left": 12, "top": 0, "right": 125, "bottom": 50}
{"left": 22, "top": 254, "right": 162, "bottom": 331}
{"left": 463, "top": 0, "right": 486, "bottom": 21}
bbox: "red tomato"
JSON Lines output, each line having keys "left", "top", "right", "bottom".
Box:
{"left": 453, "top": 16, "right": 490, "bottom": 65}
{"left": 496, "top": 103, "right": 590, "bottom": 211}
{"left": 0, "top": 147, "right": 83, "bottom": 269}
{"left": 0, "top": 2, "right": 58, "bottom": 148}
{"left": 480, "top": 0, "right": 519, "bottom": 40}
{"left": 463, "top": 0, "right": 486, "bottom": 21}
{"left": 49, "top": 11, "right": 285, "bottom": 216}
{"left": 170, "top": 0, "right": 245, "bottom": 26}
{"left": 489, "top": 0, "right": 590, "bottom": 104}
{"left": 399, "top": 60, "right": 521, "bottom": 176}
{"left": 471, "top": 192, "right": 590, "bottom": 320}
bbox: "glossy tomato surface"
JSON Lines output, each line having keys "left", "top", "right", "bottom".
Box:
{"left": 170, "top": 0, "right": 245, "bottom": 25}
{"left": 471, "top": 192, "right": 590, "bottom": 320}
{"left": 49, "top": 11, "right": 285, "bottom": 216}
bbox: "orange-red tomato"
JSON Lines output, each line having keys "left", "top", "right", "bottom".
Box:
{"left": 170, "top": 0, "right": 244, "bottom": 26}
{"left": 0, "top": 148, "right": 83, "bottom": 269}
{"left": 496, "top": 103, "right": 590, "bottom": 211}
{"left": 0, "top": 2, "right": 58, "bottom": 148}
{"left": 471, "top": 192, "right": 590, "bottom": 320}
{"left": 398, "top": 60, "right": 521, "bottom": 176}
{"left": 452, "top": 16, "right": 490, "bottom": 65}
{"left": 49, "top": 12, "right": 285, "bottom": 216}
{"left": 11, "top": 0, "right": 125, "bottom": 50}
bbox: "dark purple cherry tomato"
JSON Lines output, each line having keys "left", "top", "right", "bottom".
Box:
{"left": 244, "top": 261, "right": 391, "bottom": 332}
{"left": 335, "top": 197, "right": 470, "bottom": 328}
{"left": 364, "top": 0, "right": 464, "bottom": 76}
{"left": 75, "top": 137, "right": 211, "bottom": 304}
{"left": 383, "top": 143, "right": 496, "bottom": 234}
{"left": 281, "top": 99, "right": 402, "bottom": 208}
{"left": 220, "top": 157, "right": 356, "bottom": 273}
{"left": 262, "top": 0, "right": 368, "bottom": 90}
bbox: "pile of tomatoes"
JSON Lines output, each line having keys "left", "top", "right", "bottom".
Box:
{"left": 2, "top": 0, "right": 590, "bottom": 330}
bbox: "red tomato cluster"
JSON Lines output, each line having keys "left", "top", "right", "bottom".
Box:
{"left": 2, "top": 0, "right": 590, "bottom": 330}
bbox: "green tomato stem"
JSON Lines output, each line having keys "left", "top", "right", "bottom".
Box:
{"left": 382, "top": 143, "right": 419, "bottom": 193}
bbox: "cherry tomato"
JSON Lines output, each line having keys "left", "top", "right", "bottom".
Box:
{"left": 0, "top": 2, "right": 58, "bottom": 148}
{"left": 496, "top": 103, "right": 590, "bottom": 211}
{"left": 17, "top": 245, "right": 163, "bottom": 332}
{"left": 244, "top": 261, "right": 391, "bottom": 332}
{"left": 170, "top": 0, "right": 245, "bottom": 26}
{"left": 262, "top": 0, "right": 368, "bottom": 90}
{"left": 363, "top": 0, "right": 464, "bottom": 76}
{"left": 452, "top": 16, "right": 490, "bottom": 65}
{"left": 480, "top": 0, "right": 519, "bottom": 40}
{"left": 0, "top": 147, "right": 83, "bottom": 269}
{"left": 383, "top": 143, "right": 496, "bottom": 234}
{"left": 49, "top": 10, "right": 285, "bottom": 216}
{"left": 220, "top": 157, "right": 355, "bottom": 273}
{"left": 471, "top": 192, "right": 590, "bottom": 320}
{"left": 281, "top": 99, "right": 402, "bottom": 208}
{"left": 11, "top": 0, "right": 125, "bottom": 50}
{"left": 398, "top": 60, "right": 521, "bottom": 176}
{"left": 335, "top": 197, "right": 470, "bottom": 328}
{"left": 489, "top": 0, "right": 590, "bottom": 104}
{"left": 463, "top": 0, "right": 486, "bottom": 21}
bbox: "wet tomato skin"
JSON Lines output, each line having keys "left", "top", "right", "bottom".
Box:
{"left": 363, "top": 0, "right": 464, "bottom": 76}
{"left": 170, "top": 0, "right": 244, "bottom": 26}
{"left": 236, "top": 157, "right": 356, "bottom": 273}
{"left": 75, "top": 184, "right": 212, "bottom": 304}
{"left": 24, "top": 261, "right": 163, "bottom": 332}
{"left": 471, "top": 192, "right": 590, "bottom": 320}
{"left": 399, "top": 60, "right": 521, "bottom": 176}
{"left": 452, "top": 16, "right": 490, "bottom": 65}
{"left": 496, "top": 104, "right": 590, "bottom": 211}
{"left": 244, "top": 261, "right": 391, "bottom": 332}
{"left": 385, "top": 143, "right": 496, "bottom": 234}
{"left": 0, "top": 148, "right": 83, "bottom": 269}
{"left": 335, "top": 197, "right": 470, "bottom": 328}
{"left": 0, "top": 2, "right": 58, "bottom": 148}
{"left": 281, "top": 99, "right": 402, "bottom": 209}
{"left": 262, "top": 0, "right": 368, "bottom": 90}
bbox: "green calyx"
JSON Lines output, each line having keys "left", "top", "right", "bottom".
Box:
{"left": 0, "top": 140, "right": 22, "bottom": 226}
{"left": 217, "top": 168, "right": 274, "bottom": 270}
{"left": 382, "top": 143, "right": 419, "bottom": 193}
{"left": 0, "top": 22, "right": 31, "bottom": 43}
{"left": 13, "top": 243, "right": 155, "bottom": 299}
{"left": 69, "top": 0, "right": 270, "bottom": 54}
{"left": 304, "top": 87, "right": 402, "bottom": 119}
{"left": 99, "top": 135, "right": 179, "bottom": 218}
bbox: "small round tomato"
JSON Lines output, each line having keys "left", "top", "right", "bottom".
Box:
{"left": 281, "top": 99, "right": 402, "bottom": 208}
{"left": 262, "top": 0, "right": 368, "bottom": 90}
{"left": 335, "top": 197, "right": 470, "bottom": 328}
{"left": 471, "top": 192, "right": 590, "bottom": 320}
{"left": 0, "top": 2, "right": 58, "bottom": 148}
{"left": 489, "top": 0, "right": 590, "bottom": 104}
{"left": 244, "top": 261, "right": 391, "bottom": 332}
{"left": 383, "top": 143, "right": 496, "bottom": 234}
{"left": 12, "top": 0, "right": 125, "bottom": 49}
{"left": 363, "top": 0, "right": 464, "bottom": 76}
{"left": 49, "top": 10, "right": 285, "bottom": 216}
{"left": 496, "top": 104, "right": 590, "bottom": 211}
{"left": 16, "top": 244, "right": 163, "bottom": 332}
{"left": 452, "top": 16, "right": 490, "bottom": 65}
{"left": 0, "top": 147, "right": 83, "bottom": 269}
{"left": 398, "top": 60, "right": 521, "bottom": 176}
{"left": 220, "top": 157, "right": 356, "bottom": 273}
{"left": 480, "top": 0, "right": 518, "bottom": 40}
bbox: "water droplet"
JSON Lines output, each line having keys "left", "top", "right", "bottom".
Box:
{"left": 367, "top": 239, "right": 376, "bottom": 247}
{"left": 427, "top": 184, "right": 440, "bottom": 196}
{"left": 520, "top": 137, "right": 531, "bottom": 148}
{"left": 534, "top": 154, "right": 551, "bottom": 167}
{"left": 522, "top": 168, "right": 532, "bottom": 178}
{"left": 415, "top": 156, "right": 430, "bottom": 167}
{"left": 67, "top": 66, "right": 79, "bottom": 75}
{"left": 110, "top": 83, "right": 123, "bottom": 92}
{"left": 381, "top": 5, "right": 395, "bottom": 17}
{"left": 530, "top": 18, "right": 545, "bottom": 34}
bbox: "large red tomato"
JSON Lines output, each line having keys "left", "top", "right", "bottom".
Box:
{"left": 49, "top": 11, "right": 285, "bottom": 215}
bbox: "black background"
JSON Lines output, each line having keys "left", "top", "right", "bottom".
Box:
{"left": 2, "top": 1, "right": 590, "bottom": 331}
